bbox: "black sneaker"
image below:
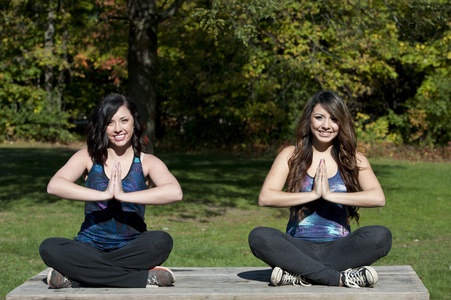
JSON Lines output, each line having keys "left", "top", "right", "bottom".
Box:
{"left": 147, "top": 266, "right": 175, "bottom": 287}
{"left": 341, "top": 266, "right": 378, "bottom": 288}
{"left": 47, "top": 268, "right": 71, "bottom": 289}
{"left": 270, "top": 266, "right": 311, "bottom": 286}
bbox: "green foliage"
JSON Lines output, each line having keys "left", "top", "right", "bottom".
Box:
{"left": 0, "top": 0, "right": 128, "bottom": 142}
{"left": 0, "top": 83, "right": 74, "bottom": 142}
{"left": 194, "top": 0, "right": 281, "bottom": 45}
{"left": 163, "top": 0, "right": 450, "bottom": 150}
{"left": 1, "top": 0, "right": 451, "bottom": 148}
{"left": 158, "top": 1, "right": 318, "bottom": 151}
{"left": 355, "top": 113, "right": 400, "bottom": 145}
{"left": 407, "top": 72, "right": 451, "bottom": 145}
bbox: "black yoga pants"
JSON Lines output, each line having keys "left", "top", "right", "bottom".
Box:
{"left": 248, "top": 225, "right": 392, "bottom": 286}
{"left": 39, "top": 230, "right": 173, "bottom": 288}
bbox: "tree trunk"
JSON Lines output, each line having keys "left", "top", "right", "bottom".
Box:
{"left": 44, "top": 7, "right": 55, "bottom": 110}
{"left": 127, "top": 0, "right": 186, "bottom": 153}
{"left": 127, "top": 0, "right": 158, "bottom": 154}
{"left": 56, "top": 15, "right": 69, "bottom": 113}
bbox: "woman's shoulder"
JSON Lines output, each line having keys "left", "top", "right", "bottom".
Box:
{"left": 70, "top": 147, "right": 91, "bottom": 161}
{"left": 272, "top": 145, "right": 296, "bottom": 166}
{"left": 71, "top": 147, "right": 93, "bottom": 169}
{"left": 140, "top": 152, "right": 157, "bottom": 162}
{"left": 140, "top": 153, "right": 166, "bottom": 169}
{"left": 279, "top": 145, "right": 296, "bottom": 157}
{"left": 356, "top": 151, "right": 371, "bottom": 169}
{"left": 54, "top": 147, "right": 92, "bottom": 178}
{"left": 139, "top": 152, "right": 173, "bottom": 180}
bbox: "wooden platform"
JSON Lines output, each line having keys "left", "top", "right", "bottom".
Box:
{"left": 6, "top": 266, "right": 429, "bottom": 299}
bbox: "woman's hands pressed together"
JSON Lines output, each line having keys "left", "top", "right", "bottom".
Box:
{"left": 105, "top": 160, "right": 124, "bottom": 201}
{"left": 311, "top": 156, "right": 386, "bottom": 208}
{"left": 312, "top": 159, "right": 332, "bottom": 201}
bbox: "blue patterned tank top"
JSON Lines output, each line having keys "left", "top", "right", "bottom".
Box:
{"left": 74, "top": 156, "right": 148, "bottom": 250}
{"left": 286, "top": 170, "right": 350, "bottom": 242}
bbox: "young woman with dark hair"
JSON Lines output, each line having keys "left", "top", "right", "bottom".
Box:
{"left": 39, "top": 94, "right": 183, "bottom": 289}
{"left": 248, "top": 91, "right": 392, "bottom": 288}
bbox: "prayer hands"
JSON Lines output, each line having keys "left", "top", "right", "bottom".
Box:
{"left": 106, "top": 161, "right": 124, "bottom": 200}
{"left": 312, "top": 159, "right": 332, "bottom": 201}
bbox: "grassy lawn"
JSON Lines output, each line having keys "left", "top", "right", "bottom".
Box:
{"left": 0, "top": 144, "right": 449, "bottom": 299}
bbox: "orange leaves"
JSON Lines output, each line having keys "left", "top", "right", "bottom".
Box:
{"left": 74, "top": 53, "right": 89, "bottom": 69}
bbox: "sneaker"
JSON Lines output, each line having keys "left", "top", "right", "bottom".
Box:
{"left": 47, "top": 268, "right": 71, "bottom": 289}
{"left": 270, "top": 266, "right": 311, "bottom": 287}
{"left": 147, "top": 266, "right": 175, "bottom": 287}
{"left": 341, "top": 266, "right": 378, "bottom": 288}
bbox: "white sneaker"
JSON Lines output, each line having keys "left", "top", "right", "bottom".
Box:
{"left": 270, "top": 266, "right": 311, "bottom": 286}
{"left": 341, "top": 266, "right": 378, "bottom": 288}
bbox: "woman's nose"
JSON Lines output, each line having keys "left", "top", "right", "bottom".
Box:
{"left": 114, "top": 123, "right": 122, "bottom": 132}
{"left": 321, "top": 119, "right": 330, "bottom": 129}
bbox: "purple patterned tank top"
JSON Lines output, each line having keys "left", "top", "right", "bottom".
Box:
{"left": 286, "top": 170, "right": 350, "bottom": 241}
{"left": 74, "top": 156, "right": 148, "bottom": 250}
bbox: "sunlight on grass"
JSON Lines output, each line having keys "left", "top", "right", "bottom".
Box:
{"left": 0, "top": 146, "right": 449, "bottom": 299}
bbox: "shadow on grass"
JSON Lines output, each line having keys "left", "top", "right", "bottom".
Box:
{"left": 371, "top": 162, "right": 411, "bottom": 193}
{"left": 1, "top": 147, "right": 405, "bottom": 219}
{"left": 0, "top": 148, "right": 274, "bottom": 218}
{"left": 0, "top": 147, "right": 78, "bottom": 210}
{"left": 154, "top": 152, "right": 274, "bottom": 218}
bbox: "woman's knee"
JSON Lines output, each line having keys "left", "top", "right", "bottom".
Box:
{"left": 248, "top": 227, "right": 280, "bottom": 250}
{"left": 372, "top": 225, "right": 392, "bottom": 255}
{"left": 39, "top": 238, "right": 68, "bottom": 265}
{"left": 141, "top": 230, "right": 173, "bottom": 252}
{"left": 358, "top": 225, "right": 392, "bottom": 256}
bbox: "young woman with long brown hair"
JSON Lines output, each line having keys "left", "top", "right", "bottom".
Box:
{"left": 248, "top": 91, "right": 392, "bottom": 288}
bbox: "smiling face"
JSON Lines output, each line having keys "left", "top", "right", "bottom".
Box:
{"left": 106, "top": 105, "right": 134, "bottom": 149}
{"left": 310, "top": 104, "right": 339, "bottom": 146}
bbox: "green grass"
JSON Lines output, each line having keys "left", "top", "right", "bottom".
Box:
{"left": 0, "top": 145, "right": 450, "bottom": 299}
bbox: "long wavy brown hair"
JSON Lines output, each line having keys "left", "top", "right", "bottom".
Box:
{"left": 287, "top": 91, "right": 360, "bottom": 222}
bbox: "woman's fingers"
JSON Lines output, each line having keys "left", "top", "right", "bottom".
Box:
{"left": 320, "top": 159, "right": 331, "bottom": 199}
{"left": 312, "top": 160, "right": 322, "bottom": 198}
{"left": 113, "top": 161, "right": 123, "bottom": 198}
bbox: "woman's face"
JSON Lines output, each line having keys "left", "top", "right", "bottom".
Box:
{"left": 106, "top": 105, "right": 134, "bottom": 148}
{"left": 309, "top": 104, "right": 339, "bottom": 145}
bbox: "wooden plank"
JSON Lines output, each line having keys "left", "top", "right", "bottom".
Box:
{"left": 6, "top": 266, "right": 429, "bottom": 300}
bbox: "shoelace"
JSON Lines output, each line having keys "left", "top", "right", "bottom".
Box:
{"left": 147, "top": 275, "right": 159, "bottom": 285}
{"left": 281, "top": 271, "right": 312, "bottom": 287}
{"left": 342, "top": 268, "right": 366, "bottom": 288}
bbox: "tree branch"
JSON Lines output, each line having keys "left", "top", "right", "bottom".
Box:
{"left": 157, "top": 0, "right": 186, "bottom": 24}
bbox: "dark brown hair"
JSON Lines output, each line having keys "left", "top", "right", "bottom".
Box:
{"left": 85, "top": 94, "right": 145, "bottom": 165}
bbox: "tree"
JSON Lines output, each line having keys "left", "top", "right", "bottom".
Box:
{"left": 1, "top": 0, "right": 450, "bottom": 148}
{"left": 127, "top": 0, "right": 186, "bottom": 153}
{"left": 191, "top": 0, "right": 451, "bottom": 146}
{"left": 0, "top": 0, "right": 128, "bottom": 142}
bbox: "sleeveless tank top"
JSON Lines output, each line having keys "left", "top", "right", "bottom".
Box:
{"left": 74, "top": 156, "right": 148, "bottom": 250}
{"left": 286, "top": 170, "right": 350, "bottom": 242}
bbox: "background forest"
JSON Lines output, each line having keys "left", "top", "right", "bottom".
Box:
{"left": 1, "top": 0, "right": 451, "bottom": 154}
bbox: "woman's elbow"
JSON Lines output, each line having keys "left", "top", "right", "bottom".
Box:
{"left": 175, "top": 190, "right": 183, "bottom": 202}
{"left": 374, "top": 194, "right": 386, "bottom": 207}
{"left": 46, "top": 181, "right": 57, "bottom": 196}
{"left": 172, "top": 187, "right": 183, "bottom": 202}
{"left": 258, "top": 193, "right": 271, "bottom": 207}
